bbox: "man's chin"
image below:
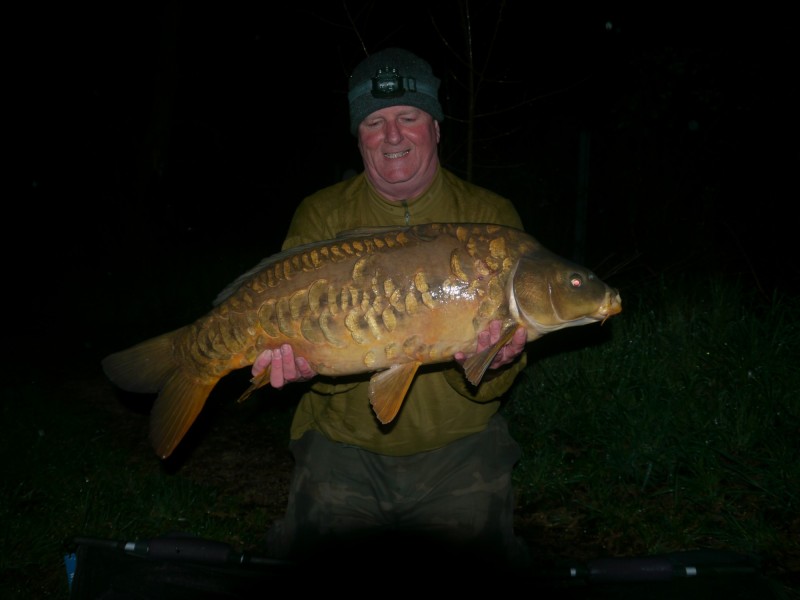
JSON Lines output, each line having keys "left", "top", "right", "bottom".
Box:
{"left": 377, "top": 170, "right": 416, "bottom": 184}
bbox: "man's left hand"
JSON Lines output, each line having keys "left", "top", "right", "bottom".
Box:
{"left": 251, "top": 344, "right": 316, "bottom": 388}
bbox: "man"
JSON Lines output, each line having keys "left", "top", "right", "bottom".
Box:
{"left": 254, "top": 47, "right": 530, "bottom": 570}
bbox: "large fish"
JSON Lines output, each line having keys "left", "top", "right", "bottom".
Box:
{"left": 102, "top": 223, "right": 621, "bottom": 459}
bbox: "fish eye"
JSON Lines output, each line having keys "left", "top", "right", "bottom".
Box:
{"left": 569, "top": 273, "right": 584, "bottom": 288}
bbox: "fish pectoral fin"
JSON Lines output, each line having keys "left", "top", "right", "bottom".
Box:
{"left": 462, "top": 322, "right": 520, "bottom": 386}
{"left": 149, "top": 371, "right": 218, "bottom": 460}
{"left": 368, "top": 362, "right": 421, "bottom": 424}
{"left": 236, "top": 367, "right": 273, "bottom": 404}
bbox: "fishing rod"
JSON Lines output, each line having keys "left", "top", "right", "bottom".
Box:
{"left": 71, "top": 535, "right": 759, "bottom": 581}
{"left": 71, "top": 535, "right": 295, "bottom": 568}
{"left": 530, "top": 550, "right": 761, "bottom": 583}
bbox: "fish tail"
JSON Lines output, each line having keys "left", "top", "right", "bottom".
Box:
{"left": 101, "top": 328, "right": 183, "bottom": 394}
{"left": 101, "top": 327, "right": 219, "bottom": 459}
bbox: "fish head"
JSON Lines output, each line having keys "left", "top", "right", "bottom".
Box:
{"left": 508, "top": 248, "right": 622, "bottom": 340}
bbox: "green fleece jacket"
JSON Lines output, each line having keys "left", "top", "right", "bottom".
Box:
{"left": 282, "top": 167, "right": 527, "bottom": 455}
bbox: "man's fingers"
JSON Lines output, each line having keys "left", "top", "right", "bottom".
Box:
{"left": 254, "top": 345, "right": 315, "bottom": 388}
{"left": 280, "top": 343, "right": 299, "bottom": 381}
{"left": 476, "top": 329, "right": 491, "bottom": 351}
{"left": 488, "top": 319, "right": 502, "bottom": 343}
{"left": 295, "top": 356, "right": 316, "bottom": 380}
{"left": 486, "top": 325, "right": 526, "bottom": 369}
{"left": 251, "top": 349, "right": 273, "bottom": 377}
{"left": 511, "top": 326, "right": 527, "bottom": 350}
{"left": 269, "top": 349, "right": 286, "bottom": 388}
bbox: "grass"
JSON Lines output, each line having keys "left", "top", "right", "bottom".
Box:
{"left": 1, "top": 258, "right": 798, "bottom": 597}
{"left": 0, "top": 367, "right": 295, "bottom": 599}
{"left": 505, "top": 274, "right": 800, "bottom": 572}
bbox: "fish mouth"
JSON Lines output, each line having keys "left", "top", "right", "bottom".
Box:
{"left": 384, "top": 150, "right": 410, "bottom": 159}
{"left": 598, "top": 290, "right": 623, "bottom": 324}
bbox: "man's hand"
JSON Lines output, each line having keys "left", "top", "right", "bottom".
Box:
{"left": 251, "top": 344, "right": 317, "bottom": 389}
{"left": 454, "top": 320, "right": 527, "bottom": 371}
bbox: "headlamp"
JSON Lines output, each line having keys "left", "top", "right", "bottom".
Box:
{"left": 348, "top": 65, "right": 436, "bottom": 104}
{"left": 371, "top": 66, "right": 416, "bottom": 98}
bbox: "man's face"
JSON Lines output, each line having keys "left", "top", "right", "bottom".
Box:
{"left": 357, "top": 105, "right": 440, "bottom": 199}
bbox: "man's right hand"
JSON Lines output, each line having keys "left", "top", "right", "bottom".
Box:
{"left": 252, "top": 344, "right": 317, "bottom": 388}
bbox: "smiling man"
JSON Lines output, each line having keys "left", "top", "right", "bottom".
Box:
{"left": 255, "top": 47, "right": 531, "bottom": 570}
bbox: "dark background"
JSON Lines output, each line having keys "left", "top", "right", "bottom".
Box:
{"left": 23, "top": 2, "right": 799, "bottom": 354}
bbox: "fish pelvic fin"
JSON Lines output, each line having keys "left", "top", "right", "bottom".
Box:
{"left": 236, "top": 367, "right": 273, "bottom": 404}
{"left": 150, "top": 371, "right": 218, "bottom": 459}
{"left": 368, "top": 362, "right": 421, "bottom": 424}
{"left": 462, "top": 322, "right": 520, "bottom": 386}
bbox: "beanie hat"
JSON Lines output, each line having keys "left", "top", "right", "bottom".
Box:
{"left": 348, "top": 47, "right": 444, "bottom": 135}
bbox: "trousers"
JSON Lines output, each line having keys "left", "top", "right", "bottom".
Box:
{"left": 265, "top": 413, "right": 529, "bottom": 570}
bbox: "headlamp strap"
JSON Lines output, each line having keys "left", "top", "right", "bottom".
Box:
{"left": 348, "top": 66, "right": 436, "bottom": 102}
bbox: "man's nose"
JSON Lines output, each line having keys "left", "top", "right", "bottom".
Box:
{"left": 384, "top": 120, "right": 403, "bottom": 143}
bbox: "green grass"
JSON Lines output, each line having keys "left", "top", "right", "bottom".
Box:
{"left": 505, "top": 275, "right": 800, "bottom": 568}
{"left": 2, "top": 269, "right": 798, "bottom": 597}
{"left": 0, "top": 370, "right": 294, "bottom": 599}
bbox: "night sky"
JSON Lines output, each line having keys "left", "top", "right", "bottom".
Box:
{"left": 22, "top": 2, "right": 799, "bottom": 359}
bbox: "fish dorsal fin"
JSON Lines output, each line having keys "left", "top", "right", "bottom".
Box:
{"left": 334, "top": 225, "right": 408, "bottom": 238}
{"left": 462, "top": 322, "right": 520, "bottom": 386}
{"left": 368, "top": 362, "right": 421, "bottom": 424}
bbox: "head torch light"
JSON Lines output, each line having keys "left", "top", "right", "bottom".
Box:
{"left": 371, "top": 66, "right": 417, "bottom": 98}
{"left": 349, "top": 65, "right": 435, "bottom": 104}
